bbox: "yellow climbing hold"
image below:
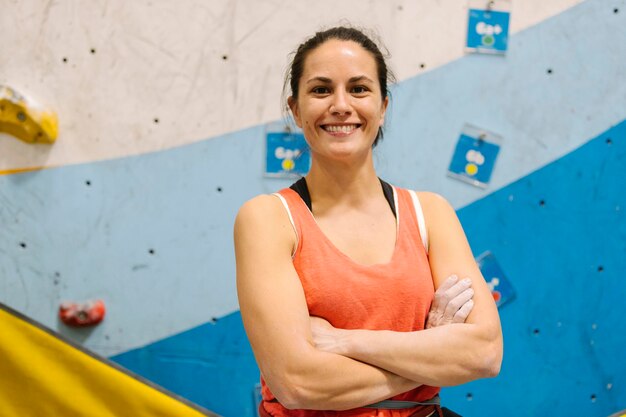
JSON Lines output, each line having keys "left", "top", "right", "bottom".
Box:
{"left": 0, "top": 85, "right": 58, "bottom": 144}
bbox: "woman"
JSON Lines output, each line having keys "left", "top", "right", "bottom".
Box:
{"left": 235, "top": 27, "right": 503, "bottom": 417}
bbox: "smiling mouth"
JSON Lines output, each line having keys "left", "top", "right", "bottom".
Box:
{"left": 321, "top": 124, "right": 361, "bottom": 133}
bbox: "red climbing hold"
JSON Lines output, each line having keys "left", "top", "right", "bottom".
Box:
{"left": 59, "top": 299, "right": 106, "bottom": 326}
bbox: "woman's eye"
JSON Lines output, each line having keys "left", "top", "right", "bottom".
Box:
{"left": 312, "top": 87, "right": 330, "bottom": 94}
{"left": 351, "top": 86, "right": 368, "bottom": 94}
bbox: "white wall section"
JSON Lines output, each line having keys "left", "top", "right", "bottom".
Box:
{"left": 1, "top": 0, "right": 582, "bottom": 171}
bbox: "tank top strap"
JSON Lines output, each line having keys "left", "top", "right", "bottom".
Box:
{"left": 273, "top": 188, "right": 310, "bottom": 258}
{"left": 394, "top": 187, "right": 429, "bottom": 254}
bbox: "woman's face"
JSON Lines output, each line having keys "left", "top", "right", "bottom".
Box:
{"left": 289, "top": 39, "right": 388, "bottom": 162}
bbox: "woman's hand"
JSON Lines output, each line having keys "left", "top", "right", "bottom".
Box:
{"left": 426, "top": 275, "right": 474, "bottom": 329}
{"left": 310, "top": 316, "right": 344, "bottom": 355}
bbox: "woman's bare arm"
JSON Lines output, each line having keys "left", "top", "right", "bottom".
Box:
{"left": 310, "top": 192, "right": 503, "bottom": 386}
{"left": 235, "top": 195, "right": 420, "bottom": 410}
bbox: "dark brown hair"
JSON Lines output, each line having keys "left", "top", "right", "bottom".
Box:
{"left": 284, "top": 26, "right": 395, "bottom": 147}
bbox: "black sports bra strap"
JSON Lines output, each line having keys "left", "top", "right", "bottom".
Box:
{"left": 379, "top": 178, "right": 396, "bottom": 218}
{"left": 289, "top": 177, "right": 312, "bottom": 210}
{"left": 289, "top": 177, "right": 396, "bottom": 218}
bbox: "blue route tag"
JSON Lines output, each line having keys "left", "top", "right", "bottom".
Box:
{"left": 476, "top": 251, "right": 515, "bottom": 308}
{"left": 265, "top": 132, "right": 310, "bottom": 177}
{"left": 466, "top": 8, "right": 510, "bottom": 54}
{"left": 447, "top": 124, "right": 501, "bottom": 188}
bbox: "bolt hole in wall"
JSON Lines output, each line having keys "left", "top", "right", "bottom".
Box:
{"left": 153, "top": 118, "right": 159, "bottom": 124}
{"left": 547, "top": 68, "right": 553, "bottom": 74}
{"left": 148, "top": 249, "right": 155, "bottom": 255}
{"left": 90, "top": 48, "right": 96, "bottom": 54}
{"left": 466, "top": 393, "right": 473, "bottom": 401}
{"left": 19, "top": 242, "right": 27, "bottom": 249}
{"left": 85, "top": 180, "right": 91, "bottom": 186}
{"left": 606, "top": 137, "right": 612, "bottom": 145}
{"left": 598, "top": 265, "right": 604, "bottom": 272}
{"left": 62, "top": 57, "right": 68, "bottom": 63}
{"left": 222, "top": 55, "right": 228, "bottom": 61}
{"left": 539, "top": 199, "right": 546, "bottom": 207}
{"left": 216, "top": 186, "right": 223, "bottom": 193}
{"left": 533, "top": 328, "right": 540, "bottom": 336}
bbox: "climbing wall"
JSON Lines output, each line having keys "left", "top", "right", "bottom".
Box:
{"left": 446, "top": 121, "right": 626, "bottom": 415}
{"left": 1, "top": 0, "right": 625, "bottom": 416}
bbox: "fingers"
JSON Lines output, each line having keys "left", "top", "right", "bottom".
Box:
{"left": 452, "top": 299, "right": 474, "bottom": 324}
{"left": 431, "top": 275, "right": 459, "bottom": 314}
{"left": 427, "top": 275, "right": 475, "bottom": 329}
{"left": 425, "top": 311, "right": 436, "bottom": 329}
{"left": 443, "top": 287, "right": 474, "bottom": 321}
{"left": 432, "top": 276, "right": 471, "bottom": 315}
{"left": 443, "top": 278, "right": 472, "bottom": 302}
{"left": 437, "top": 275, "right": 460, "bottom": 293}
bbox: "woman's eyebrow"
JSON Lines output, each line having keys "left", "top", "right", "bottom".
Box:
{"left": 306, "top": 76, "right": 332, "bottom": 84}
{"left": 305, "top": 75, "right": 375, "bottom": 84}
{"left": 348, "top": 75, "right": 374, "bottom": 83}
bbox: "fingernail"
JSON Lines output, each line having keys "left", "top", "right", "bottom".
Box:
{"left": 463, "top": 278, "right": 471, "bottom": 284}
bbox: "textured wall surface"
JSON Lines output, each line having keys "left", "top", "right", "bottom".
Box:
{"left": 1, "top": 0, "right": 582, "bottom": 172}
{"left": 1, "top": 0, "right": 625, "bottom": 416}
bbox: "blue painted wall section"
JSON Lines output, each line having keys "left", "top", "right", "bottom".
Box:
{"left": 112, "top": 311, "right": 259, "bottom": 417}
{"left": 377, "top": 0, "right": 626, "bottom": 207}
{"left": 443, "top": 120, "right": 626, "bottom": 416}
{"left": 0, "top": 124, "right": 295, "bottom": 357}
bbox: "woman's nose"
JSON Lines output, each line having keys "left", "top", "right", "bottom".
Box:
{"left": 329, "top": 90, "right": 351, "bottom": 115}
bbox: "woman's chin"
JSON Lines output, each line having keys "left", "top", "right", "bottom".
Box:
{"left": 317, "top": 144, "right": 372, "bottom": 162}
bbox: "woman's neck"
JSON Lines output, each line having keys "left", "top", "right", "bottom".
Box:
{"left": 305, "top": 154, "right": 383, "bottom": 211}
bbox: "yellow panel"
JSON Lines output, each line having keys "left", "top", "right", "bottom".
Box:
{"left": 0, "top": 304, "right": 219, "bottom": 417}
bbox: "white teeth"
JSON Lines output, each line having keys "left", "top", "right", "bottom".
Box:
{"left": 324, "top": 124, "right": 357, "bottom": 133}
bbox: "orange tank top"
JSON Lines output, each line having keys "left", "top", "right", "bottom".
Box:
{"left": 261, "top": 185, "right": 440, "bottom": 417}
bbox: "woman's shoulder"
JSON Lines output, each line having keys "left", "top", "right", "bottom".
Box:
{"left": 236, "top": 193, "right": 287, "bottom": 224}
{"left": 235, "top": 191, "right": 299, "bottom": 233}
{"left": 392, "top": 184, "right": 450, "bottom": 208}
{"left": 409, "top": 190, "right": 456, "bottom": 222}
{"left": 413, "top": 191, "right": 450, "bottom": 206}
{"left": 235, "top": 192, "right": 297, "bottom": 255}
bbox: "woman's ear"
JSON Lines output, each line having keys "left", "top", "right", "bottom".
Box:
{"left": 287, "top": 96, "right": 302, "bottom": 128}
{"left": 379, "top": 96, "right": 389, "bottom": 127}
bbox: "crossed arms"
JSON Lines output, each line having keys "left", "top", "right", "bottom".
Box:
{"left": 234, "top": 192, "right": 502, "bottom": 410}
